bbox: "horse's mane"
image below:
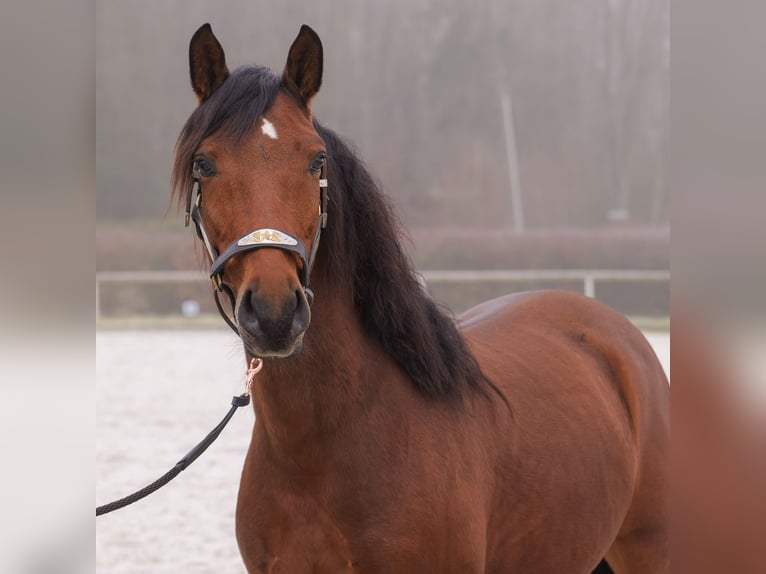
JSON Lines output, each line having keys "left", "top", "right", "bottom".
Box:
{"left": 172, "top": 65, "right": 500, "bottom": 403}
{"left": 316, "top": 125, "right": 502, "bottom": 402}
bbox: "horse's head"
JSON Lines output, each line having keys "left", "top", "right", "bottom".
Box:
{"left": 181, "top": 24, "right": 326, "bottom": 358}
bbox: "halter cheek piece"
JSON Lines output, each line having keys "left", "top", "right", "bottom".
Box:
{"left": 184, "top": 159, "right": 328, "bottom": 334}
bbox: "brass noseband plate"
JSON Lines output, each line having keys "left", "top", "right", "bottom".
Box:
{"left": 238, "top": 228, "right": 298, "bottom": 247}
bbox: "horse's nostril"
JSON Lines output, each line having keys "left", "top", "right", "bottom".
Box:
{"left": 291, "top": 288, "right": 311, "bottom": 337}
{"left": 239, "top": 288, "right": 258, "bottom": 319}
{"left": 284, "top": 289, "right": 299, "bottom": 316}
{"left": 237, "top": 286, "right": 311, "bottom": 351}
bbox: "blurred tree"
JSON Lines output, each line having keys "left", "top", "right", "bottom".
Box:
{"left": 96, "top": 0, "right": 669, "bottom": 229}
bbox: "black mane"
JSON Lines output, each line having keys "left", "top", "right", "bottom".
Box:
{"left": 315, "top": 125, "right": 501, "bottom": 402}
{"left": 173, "top": 65, "right": 499, "bottom": 403}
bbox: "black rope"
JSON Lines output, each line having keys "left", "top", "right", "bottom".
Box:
{"left": 96, "top": 393, "right": 251, "bottom": 517}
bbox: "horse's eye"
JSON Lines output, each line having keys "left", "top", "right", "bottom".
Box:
{"left": 195, "top": 157, "right": 216, "bottom": 177}
{"left": 310, "top": 154, "right": 326, "bottom": 175}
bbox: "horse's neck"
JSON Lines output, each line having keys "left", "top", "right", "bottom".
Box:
{"left": 249, "top": 283, "right": 397, "bottom": 462}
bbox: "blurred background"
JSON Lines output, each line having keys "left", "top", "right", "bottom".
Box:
{"left": 96, "top": 0, "right": 669, "bottom": 322}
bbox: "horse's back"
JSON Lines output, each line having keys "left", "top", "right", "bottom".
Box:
{"left": 458, "top": 290, "right": 669, "bottom": 572}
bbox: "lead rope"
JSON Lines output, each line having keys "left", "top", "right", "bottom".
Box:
{"left": 96, "top": 359, "right": 263, "bottom": 517}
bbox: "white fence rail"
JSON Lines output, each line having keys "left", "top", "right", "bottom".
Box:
{"left": 96, "top": 269, "right": 670, "bottom": 319}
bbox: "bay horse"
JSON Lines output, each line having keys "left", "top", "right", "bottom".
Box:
{"left": 173, "top": 24, "right": 669, "bottom": 573}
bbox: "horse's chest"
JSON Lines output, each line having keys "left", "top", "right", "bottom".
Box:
{"left": 236, "top": 423, "right": 488, "bottom": 573}
{"left": 242, "top": 538, "right": 357, "bottom": 574}
{"left": 237, "top": 491, "right": 359, "bottom": 574}
{"left": 237, "top": 488, "right": 483, "bottom": 574}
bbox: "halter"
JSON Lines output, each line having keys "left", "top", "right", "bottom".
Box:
{"left": 184, "top": 158, "right": 328, "bottom": 333}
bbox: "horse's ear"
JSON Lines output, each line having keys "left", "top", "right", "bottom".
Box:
{"left": 282, "top": 25, "right": 323, "bottom": 110}
{"left": 189, "top": 23, "right": 229, "bottom": 103}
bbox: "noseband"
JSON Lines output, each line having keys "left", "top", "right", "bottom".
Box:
{"left": 184, "top": 157, "right": 328, "bottom": 333}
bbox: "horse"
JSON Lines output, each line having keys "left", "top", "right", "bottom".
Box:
{"left": 172, "top": 23, "right": 669, "bottom": 574}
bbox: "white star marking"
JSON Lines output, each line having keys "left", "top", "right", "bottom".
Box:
{"left": 261, "top": 118, "right": 278, "bottom": 140}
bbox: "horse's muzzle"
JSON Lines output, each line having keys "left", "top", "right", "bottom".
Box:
{"left": 237, "top": 285, "right": 311, "bottom": 358}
